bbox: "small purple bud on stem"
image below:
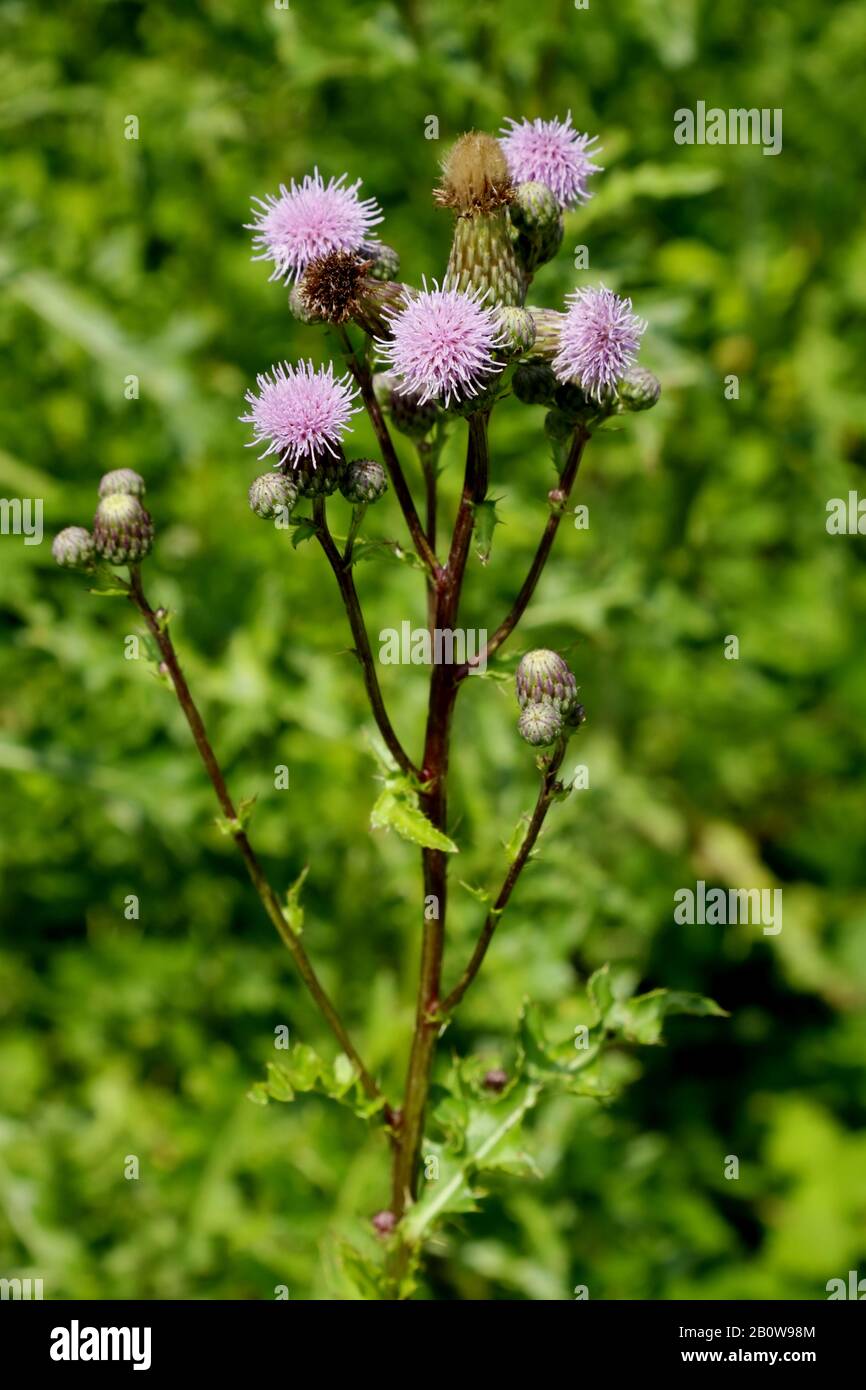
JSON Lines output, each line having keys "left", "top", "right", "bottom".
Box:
{"left": 98, "top": 468, "right": 146, "bottom": 499}
{"left": 340, "top": 458, "right": 388, "bottom": 505}
{"left": 372, "top": 1210, "right": 398, "bottom": 1237}
{"left": 93, "top": 494, "right": 154, "bottom": 565}
{"left": 483, "top": 1068, "right": 508, "bottom": 1093}
{"left": 52, "top": 526, "right": 96, "bottom": 571}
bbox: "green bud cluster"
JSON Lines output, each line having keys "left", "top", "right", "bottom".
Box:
{"left": 340, "top": 458, "right": 388, "bottom": 505}
{"left": 93, "top": 492, "right": 154, "bottom": 564}
{"left": 248, "top": 472, "right": 298, "bottom": 519}
{"left": 54, "top": 468, "right": 154, "bottom": 571}
{"left": 508, "top": 181, "right": 564, "bottom": 274}
{"left": 515, "top": 648, "right": 583, "bottom": 749}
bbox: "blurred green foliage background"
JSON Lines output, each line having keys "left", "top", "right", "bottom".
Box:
{"left": 1, "top": 0, "right": 865, "bottom": 1300}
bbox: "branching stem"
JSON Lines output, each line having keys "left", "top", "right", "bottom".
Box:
{"left": 127, "top": 566, "right": 387, "bottom": 1114}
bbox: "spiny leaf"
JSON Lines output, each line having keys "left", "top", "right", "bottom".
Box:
{"left": 248, "top": 1041, "right": 386, "bottom": 1121}
{"left": 403, "top": 1082, "right": 541, "bottom": 1243}
{"left": 290, "top": 515, "right": 318, "bottom": 548}
{"left": 458, "top": 880, "right": 490, "bottom": 904}
{"left": 370, "top": 776, "right": 459, "bottom": 853}
{"left": 284, "top": 864, "right": 309, "bottom": 936}
{"left": 471, "top": 496, "right": 504, "bottom": 565}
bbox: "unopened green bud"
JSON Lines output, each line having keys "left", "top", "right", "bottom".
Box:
{"left": 518, "top": 700, "right": 563, "bottom": 747}
{"left": 291, "top": 455, "right": 343, "bottom": 499}
{"left": 494, "top": 306, "right": 536, "bottom": 359}
{"left": 248, "top": 472, "right": 298, "bottom": 519}
{"left": 513, "top": 358, "right": 557, "bottom": 405}
{"left": 340, "top": 458, "right": 388, "bottom": 504}
{"left": 52, "top": 526, "right": 95, "bottom": 570}
{"left": 93, "top": 493, "right": 154, "bottom": 564}
{"left": 553, "top": 380, "right": 593, "bottom": 420}
{"left": 387, "top": 388, "right": 440, "bottom": 440}
{"left": 617, "top": 366, "right": 661, "bottom": 412}
{"left": 98, "top": 468, "right": 146, "bottom": 498}
{"left": 448, "top": 374, "right": 502, "bottom": 418}
{"left": 364, "top": 242, "right": 400, "bottom": 282}
{"left": 516, "top": 648, "right": 577, "bottom": 713}
{"left": 509, "top": 181, "right": 564, "bottom": 272}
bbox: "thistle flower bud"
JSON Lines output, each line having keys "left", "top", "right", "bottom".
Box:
{"left": 617, "top": 366, "right": 661, "bottom": 412}
{"left": 363, "top": 242, "right": 400, "bottom": 282}
{"left": 52, "top": 526, "right": 95, "bottom": 570}
{"left": 516, "top": 648, "right": 577, "bottom": 713}
{"left": 291, "top": 454, "right": 343, "bottom": 498}
{"left": 298, "top": 251, "right": 406, "bottom": 336}
{"left": 98, "top": 468, "right": 146, "bottom": 499}
{"left": 437, "top": 132, "right": 524, "bottom": 307}
{"left": 527, "top": 307, "right": 566, "bottom": 358}
{"left": 553, "top": 380, "right": 593, "bottom": 420}
{"left": 483, "top": 1068, "right": 508, "bottom": 1093}
{"left": 509, "top": 180, "right": 564, "bottom": 272}
{"left": 518, "top": 700, "right": 563, "bottom": 747}
{"left": 512, "top": 357, "right": 557, "bottom": 405}
{"left": 447, "top": 373, "right": 502, "bottom": 418}
{"left": 340, "top": 458, "right": 388, "bottom": 504}
{"left": 386, "top": 387, "right": 440, "bottom": 440}
{"left": 288, "top": 283, "right": 324, "bottom": 324}
{"left": 493, "top": 306, "right": 536, "bottom": 359}
{"left": 248, "top": 471, "right": 298, "bottom": 519}
{"left": 372, "top": 1210, "right": 397, "bottom": 1237}
{"left": 93, "top": 493, "right": 154, "bottom": 564}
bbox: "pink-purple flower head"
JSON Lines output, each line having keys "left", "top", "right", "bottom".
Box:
{"left": 499, "top": 114, "right": 602, "bottom": 210}
{"left": 241, "top": 360, "right": 360, "bottom": 469}
{"left": 375, "top": 281, "right": 504, "bottom": 409}
{"left": 247, "top": 169, "right": 383, "bottom": 284}
{"left": 552, "top": 285, "right": 647, "bottom": 400}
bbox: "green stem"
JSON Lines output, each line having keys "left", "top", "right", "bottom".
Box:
{"left": 440, "top": 738, "right": 568, "bottom": 1014}
{"left": 313, "top": 499, "right": 420, "bottom": 782}
{"left": 456, "top": 425, "right": 589, "bottom": 679}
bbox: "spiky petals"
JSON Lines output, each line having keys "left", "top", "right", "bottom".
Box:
{"left": 552, "top": 286, "right": 647, "bottom": 399}
{"left": 247, "top": 170, "right": 383, "bottom": 284}
{"left": 241, "top": 361, "right": 360, "bottom": 469}
{"left": 499, "top": 114, "right": 602, "bottom": 209}
{"left": 376, "top": 282, "right": 504, "bottom": 408}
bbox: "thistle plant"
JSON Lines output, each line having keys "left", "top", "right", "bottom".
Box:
{"left": 54, "top": 118, "right": 724, "bottom": 1300}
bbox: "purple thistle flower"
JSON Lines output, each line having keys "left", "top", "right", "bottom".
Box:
{"left": 247, "top": 169, "right": 383, "bottom": 284}
{"left": 499, "top": 114, "right": 602, "bottom": 210}
{"left": 375, "top": 281, "right": 504, "bottom": 408}
{"left": 241, "top": 360, "right": 360, "bottom": 468}
{"left": 552, "top": 285, "right": 647, "bottom": 399}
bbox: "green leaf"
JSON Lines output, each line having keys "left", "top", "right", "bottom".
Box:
{"left": 503, "top": 812, "right": 531, "bottom": 863}
{"left": 402, "top": 1082, "right": 541, "bottom": 1244}
{"left": 351, "top": 537, "right": 425, "bottom": 571}
{"left": 609, "top": 988, "right": 728, "bottom": 1045}
{"left": 370, "top": 775, "right": 459, "bottom": 853}
{"left": 87, "top": 583, "right": 130, "bottom": 598}
{"left": 517, "top": 1001, "right": 608, "bottom": 1096}
{"left": 471, "top": 496, "right": 504, "bottom": 566}
{"left": 458, "top": 880, "right": 490, "bottom": 904}
{"left": 338, "top": 1242, "right": 392, "bottom": 1300}
{"left": 213, "top": 795, "right": 257, "bottom": 839}
{"left": 290, "top": 515, "right": 318, "bottom": 548}
{"left": 284, "top": 864, "right": 309, "bottom": 936}
{"left": 249, "top": 1041, "right": 386, "bottom": 1121}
